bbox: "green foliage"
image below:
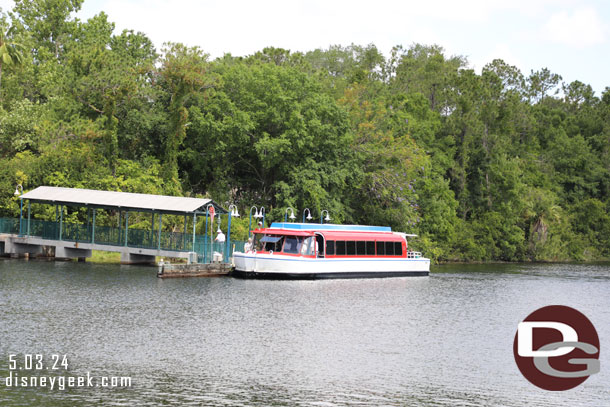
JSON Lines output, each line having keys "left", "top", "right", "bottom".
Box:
{"left": 0, "top": 20, "right": 26, "bottom": 96}
{"left": 12, "top": 0, "right": 83, "bottom": 60}
{"left": 0, "top": 1, "right": 607, "bottom": 263}
{"left": 158, "top": 42, "right": 212, "bottom": 190}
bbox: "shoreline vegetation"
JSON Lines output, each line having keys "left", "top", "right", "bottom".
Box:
{"left": 1, "top": 1, "right": 608, "bottom": 264}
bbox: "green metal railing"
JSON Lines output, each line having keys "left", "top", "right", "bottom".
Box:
{"left": 0, "top": 217, "right": 245, "bottom": 263}
{"left": 0, "top": 218, "right": 19, "bottom": 234}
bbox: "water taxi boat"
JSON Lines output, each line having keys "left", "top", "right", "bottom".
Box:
{"left": 232, "top": 223, "right": 430, "bottom": 279}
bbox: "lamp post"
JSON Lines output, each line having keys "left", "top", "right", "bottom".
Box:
{"left": 302, "top": 208, "right": 312, "bottom": 223}
{"left": 248, "top": 206, "right": 265, "bottom": 237}
{"left": 14, "top": 184, "right": 23, "bottom": 235}
{"left": 226, "top": 204, "right": 239, "bottom": 261}
{"left": 259, "top": 207, "right": 265, "bottom": 229}
{"left": 249, "top": 206, "right": 260, "bottom": 238}
{"left": 320, "top": 210, "right": 331, "bottom": 224}
{"left": 285, "top": 207, "right": 296, "bottom": 223}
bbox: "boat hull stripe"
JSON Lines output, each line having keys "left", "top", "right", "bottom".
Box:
{"left": 231, "top": 269, "right": 429, "bottom": 279}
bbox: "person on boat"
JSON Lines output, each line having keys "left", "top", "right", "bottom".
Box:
{"left": 244, "top": 237, "right": 253, "bottom": 252}
{"left": 300, "top": 237, "right": 318, "bottom": 256}
{"left": 300, "top": 237, "right": 311, "bottom": 255}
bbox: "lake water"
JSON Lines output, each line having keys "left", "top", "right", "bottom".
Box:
{"left": 0, "top": 259, "right": 609, "bottom": 406}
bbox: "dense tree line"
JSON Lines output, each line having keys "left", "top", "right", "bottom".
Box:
{"left": 1, "top": 1, "right": 608, "bottom": 261}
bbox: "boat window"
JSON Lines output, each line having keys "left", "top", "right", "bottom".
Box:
{"left": 356, "top": 241, "right": 366, "bottom": 255}
{"left": 326, "top": 241, "right": 335, "bottom": 255}
{"left": 376, "top": 241, "right": 385, "bottom": 255}
{"left": 261, "top": 235, "right": 284, "bottom": 252}
{"left": 336, "top": 241, "right": 346, "bottom": 255}
{"left": 366, "top": 241, "right": 375, "bottom": 255}
{"left": 394, "top": 241, "right": 403, "bottom": 256}
{"left": 346, "top": 241, "right": 356, "bottom": 255}
{"left": 273, "top": 237, "right": 285, "bottom": 252}
{"left": 260, "top": 235, "right": 282, "bottom": 243}
{"left": 385, "top": 241, "right": 395, "bottom": 256}
{"left": 283, "top": 236, "right": 301, "bottom": 254}
{"left": 253, "top": 234, "right": 264, "bottom": 251}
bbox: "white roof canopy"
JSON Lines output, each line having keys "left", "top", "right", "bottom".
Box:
{"left": 20, "top": 186, "right": 225, "bottom": 215}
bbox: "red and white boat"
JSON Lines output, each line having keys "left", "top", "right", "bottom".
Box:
{"left": 232, "top": 223, "right": 430, "bottom": 279}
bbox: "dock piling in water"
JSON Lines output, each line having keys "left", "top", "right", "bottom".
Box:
{"left": 157, "top": 262, "right": 232, "bottom": 278}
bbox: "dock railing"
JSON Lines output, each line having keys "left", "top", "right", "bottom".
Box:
{"left": 0, "top": 217, "right": 245, "bottom": 263}
{"left": 0, "top": 218, "right": 19, "bottom": 234}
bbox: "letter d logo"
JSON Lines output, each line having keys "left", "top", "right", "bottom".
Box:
{"left": 517, "top": 322, "right": 577, "bottom": 357}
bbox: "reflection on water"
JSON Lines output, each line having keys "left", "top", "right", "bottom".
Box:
{"left": 1, "top": 259, "right": 609, "bottom": 406}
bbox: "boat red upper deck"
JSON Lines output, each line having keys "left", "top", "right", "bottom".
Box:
{"left": 251, "top": 223, "right": 410, "bottom": 258}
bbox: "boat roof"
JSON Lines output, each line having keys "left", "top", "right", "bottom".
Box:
{"left": 253, "top": 228, "right": 314, "bottom": 237}
{"left": 269, "top": 222, "right": 392, "bottom": 232}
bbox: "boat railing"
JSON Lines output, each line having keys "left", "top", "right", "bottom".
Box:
{"left": 407, "top": 251, "right": 422, "bottom": 259}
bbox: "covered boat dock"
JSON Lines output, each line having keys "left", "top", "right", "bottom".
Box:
{"left": 1, "top": 186, "right": 241, "bottom": 264}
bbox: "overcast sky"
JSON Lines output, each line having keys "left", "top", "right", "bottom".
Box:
{"left": 1, "top": 0, "right": 608, "bottom": 95}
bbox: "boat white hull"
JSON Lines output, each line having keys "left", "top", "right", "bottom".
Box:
{"left": 232, "top": 252, "right": 430, "bottom": 279}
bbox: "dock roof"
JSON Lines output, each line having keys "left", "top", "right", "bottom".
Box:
{"left": 20, "top": 186, "right": 226, "bottom": 215}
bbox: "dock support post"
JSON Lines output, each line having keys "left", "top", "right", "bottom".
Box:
{"left": 124, "top": 212, "right": 129, "bottom": 246}
{"left": 18, "top": 198, "right": 23, "bottom": 236}
{"left": 183, "top": 214, "right": 187, "bottom": 250}
{"left": 59, "top": 206, "right": 63, "bottom": 240}
{"left": 151, "top": 212, "right": 155, "bottom": 247}
{"left": 204, "top": 212, "right": 209, "bottom": 263}
{"left": 225, "top": 212, "right": 232, "bottom": 263}
{"left": 54, "top": 205, "right": 58, "bottom": 238}
{"left": 92, "top": 208, "right": 96, "bottom": 244}
{"left": 158, "top": 214, "right": 162, "bottom": 250}
{"left": 27, "top": 201, "right": 31, "bottom": 237}
{"left": 192, "top": 213, "right": 197, "bottom": 255}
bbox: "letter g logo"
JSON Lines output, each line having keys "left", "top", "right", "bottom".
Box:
{"left": 513, "top": 305, "right": 600, "bottom": 391}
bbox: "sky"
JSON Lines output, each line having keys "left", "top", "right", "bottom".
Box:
{"left": 1, "top": 0, "right": 609, "bottom": 95}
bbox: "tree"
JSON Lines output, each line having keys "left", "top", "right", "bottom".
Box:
{"left": 388, "top": 44, "right": 466, "bottom": 113}
{"left": 13, "top": 0, "right": 83, "bottom": 60}
{"left": 527, "top": 68, "right": 561, "bottom": 103}
{"left": 0, "top": 22, "right": 25, "bottom": 94}
{"left": 181, "top": 58, "right": 355, "bottom": 220}
{"left": 157, "top": 43, "right": 213, "bottom": 190}
{"left": 482, "top": 59, "right": 526, "bottom": 96}
{"left": 339, "top": 84, "right": 428, "bottom": 230}
{"left": 66, "top": 13, "right": 155, "bottom": 175}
